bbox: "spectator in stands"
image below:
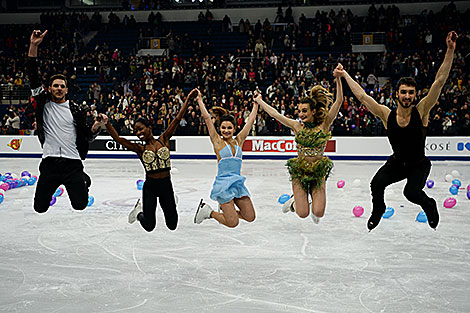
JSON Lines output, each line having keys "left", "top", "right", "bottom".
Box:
{"left": 6, "top": 111, "right": 20, "bottom": 134}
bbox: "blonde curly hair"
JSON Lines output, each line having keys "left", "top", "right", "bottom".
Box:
{"left": 299, "top": 85, "right": 333, "bottom": 126}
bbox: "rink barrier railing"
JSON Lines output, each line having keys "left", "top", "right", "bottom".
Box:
{"left": 1, "top": 135, "right": 469, "bottom": 161}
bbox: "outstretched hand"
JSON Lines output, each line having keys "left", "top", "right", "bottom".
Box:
{"left": 187, "top": 88, "right": 198, "bottom": 100}
{"left": 333, "top": 63, "right": 344, "bottom": 78}
{"left": 253, "top": 89, "right": 262, "bottom": 103}
{"left": 195, "top": 88, "right": 203, "bottom": 102}
{"left": 30, "top": 30, "right": 48, "bottom": 46}
{"left": 446, "top": 31, "right": 458, "bottom": 51}
{"left": 98, "top": 113, "right": 109, "bottom": 125}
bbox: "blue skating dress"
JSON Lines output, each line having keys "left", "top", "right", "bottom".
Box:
{"left": 210, "top": 141, "right": 250, "bottom": 204}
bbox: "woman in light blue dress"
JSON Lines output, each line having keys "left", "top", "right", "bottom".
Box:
{"left": 194, "top": 89, "right": 258, "bottom": 228}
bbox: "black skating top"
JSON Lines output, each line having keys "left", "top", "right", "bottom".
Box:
{"left": 387, "top": 106, "right": 427, "bottom": 163}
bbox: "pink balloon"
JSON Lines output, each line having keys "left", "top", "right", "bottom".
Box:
{"left": 0, "top": 183, "right": 9, "bottom": 191}
{"left": 467, "top": 184, "right": 470, "bottom": 192}
{"left": 443, "top": 197, "right": 457, "bottom": 208}
{"left": 353, "top": 205, "right": 364, "bottom": 217}
{"left": 337, "top": 180, "right": 345, "bottom": 188}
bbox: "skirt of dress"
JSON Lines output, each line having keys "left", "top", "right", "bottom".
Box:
{"left": 210, "top": 158, "right": 250, "bottom": 204}
{"left": 286, "top": 156, "right": 333, "bottom": 193}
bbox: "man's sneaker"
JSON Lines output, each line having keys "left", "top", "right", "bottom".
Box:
{"left": 128, "top": 199, "right": 142, "bottom": 224}
{"left": 423, "top": 198, "right": 439, "bottom": 229}
{"left": 281, "top": 195, "right": 295, "bottom": 213}
{"left": 367, "top": 207, "right": 386, "bottom": 231}
{"left": 194, "top": 199, "right": 213, "bottom": 224}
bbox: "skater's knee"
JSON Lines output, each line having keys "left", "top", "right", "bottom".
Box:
{"left": 166, "top": 219, "right": 178, "bottom": 231}
{"left": 313, "top": 210, "right": 325, "bottom": 218}
{"left": 225, "top": 217, "right": 239, "bottom": 228}
{"left": 142, "top": 223, "right": 156, "bottom": 232}
{"left": 71, "top": 201, "right": 87, "bottom": 211}
{"left": 34, "top": 203, "right": 49, "bottom": 214}
{"left": 297, "top": 210, "right": 309, "bottom": 219}
{"left": 245, "top": 214, "right": 256, "bottom": 223}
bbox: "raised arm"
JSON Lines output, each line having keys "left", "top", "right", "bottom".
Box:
{"left": 197, "top": 89, "right": 220, "bottom": 145}
{"left": 27, "top": 30, "right": 48, "bottom": 99}
{"left": 161, "top": 89, "right": 197, "bottom": 142}
{"left": 335, "top": 64, "right": 390, "bottom": 126}
{"left": 323, "top": 75, "right": 343, "bottom": 129}
{"left": 103, "top": 114, "right": 142, "bottom": 154}
{"left": 253, "top": 91, "right": 299, "bottom": 130}
{"left": 28, "top": 30, "right": 48, "bottom": 58}
{"left": 418, "top": 31, "right": 457, "bottom": 116}
{"left": 236, "top": 101, "right": 258, "bottom": 144}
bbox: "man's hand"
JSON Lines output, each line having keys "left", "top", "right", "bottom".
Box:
{"left": 253, "top": 90, "right": 262, "bottom": 103}
{"left": 98, "top": 114, "right": 109, "bottom": 125}
{"left": 333, "top": 63, "right": 344, "bottom": 78}
{"left": 187, "top": 88, "right": 198, "bottom": 99}
{"left": 30, "top": 30, "right": 48, "bottom": 46}
{"left": 446, "top": 31, "right": 458, "bottom": 51}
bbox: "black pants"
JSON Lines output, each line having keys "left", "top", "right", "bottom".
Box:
{"left": 138, "top": 176, "right": 178, "bottom": 232}
{"left": 34, "top": 157, "right": 89, "bottom": 213}
{"left": 370, "top": 155, "right": 435, "bottom": 214}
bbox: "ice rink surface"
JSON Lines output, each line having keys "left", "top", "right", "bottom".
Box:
{"left": 0, "top": 158, "right": 469, "bottom": 313}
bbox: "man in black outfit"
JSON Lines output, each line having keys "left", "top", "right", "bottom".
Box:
{"left": 335, "top": 31, "right": 458, "bottom": 231}
{"left": 27, "top": 30, "right": 105, "bottom": 213}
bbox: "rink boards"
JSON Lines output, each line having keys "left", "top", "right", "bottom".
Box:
{"left": 0, "top": 135, "right": 469, "bottom": 160}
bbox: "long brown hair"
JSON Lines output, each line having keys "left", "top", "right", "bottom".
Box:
{"left": 210, "top": 106, "right": 236, "bottom": 128}
{"left": 299, "top": 85, "right": 332, "bottom": 126}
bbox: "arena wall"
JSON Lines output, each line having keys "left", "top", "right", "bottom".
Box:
{"left": 1, "top": 135, "right": 469, "bottom": 160}
{"left": 1, "top": 2, "right": 470, "bottom": 25}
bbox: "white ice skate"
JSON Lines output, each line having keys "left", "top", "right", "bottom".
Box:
{"left": 194, "top": 199, "right": 213, "bottom": 224}
{"left": 128, "top": 199, "right": 143, "bottom": 224}
{"left": 281, "top": 195, "right": 295, "bottom": 213}
{"left": 309, "top": 201, "right": 320, "bottom": 224}
{"left": 311, "top": 214, "right": 320, "bottom": 224}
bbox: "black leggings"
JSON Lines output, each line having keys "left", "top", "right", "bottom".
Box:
{"left": 138, "top": 176, "right": 178, "bottom": 232}
{"left": 34, "top": 157, "right": 89, "bottom": 213}
{"left": 370, "top": 155, "right": 435, "bottom": 214}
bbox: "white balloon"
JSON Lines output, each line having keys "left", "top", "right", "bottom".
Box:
{"left": 353, "top": 179, "right": 361, "bottom": 186}
{"left": 445, "top": 174, "right": 453, "bottom": 182}
{"left": 451, "top": 170, "right": 460, "bottom": 178}
{"left": 171, "top": 167, "right": 179, "bottom": 174}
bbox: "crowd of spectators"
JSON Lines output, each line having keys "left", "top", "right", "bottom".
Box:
{"left": 1, "top": 3, "right": 469, "bottom": 137}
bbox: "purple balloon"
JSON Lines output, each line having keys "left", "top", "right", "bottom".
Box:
{"left": 21, "top": 171, "right": 31, "bottom": 177}
{"left": 467, "top": 190, "right": 470, "bottom": 200}
{"left": 426, "top": 180, "right": 434, "bottom": 188}
{"left": 351, "top": 124, "right": 356, "bottom": 129}
{"left": 50, "top": 196, "right": 57, "bottom": 206}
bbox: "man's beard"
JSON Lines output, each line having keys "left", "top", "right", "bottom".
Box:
{"left": 398, "top": 98, "right": 415, "bottom": 108}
